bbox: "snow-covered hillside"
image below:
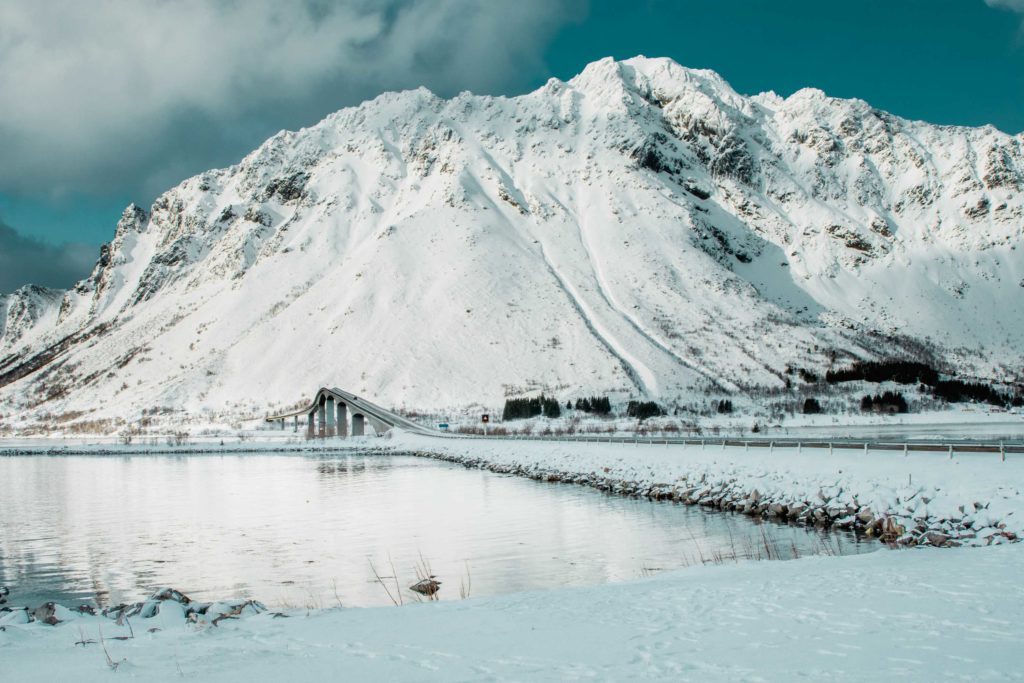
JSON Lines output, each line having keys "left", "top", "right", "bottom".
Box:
{"left": 1, "top": 56, "right": 1022, "bottom": 425}
{"left": 0, "top": 285, "right": 63, "bottom": 350}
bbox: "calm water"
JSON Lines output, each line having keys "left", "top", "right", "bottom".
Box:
{"left": 0, "top": 453, "right": 873, "bottom": 608}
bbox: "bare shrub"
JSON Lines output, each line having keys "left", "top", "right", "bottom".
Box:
{"left": 368, "top": 558, "right": 402, "bottom": 607}
{"left": 166, "top": 431, "right": 190, "bottom": 447}
{"left": 459, "top": 562, "right": 472, "bottom": 600}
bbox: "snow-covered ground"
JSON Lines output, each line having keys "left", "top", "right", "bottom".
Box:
{"left": 438, "top": 407, "right": 1024, "bottom": 442}
{"left": 3, "top": 545, "right": 1022, "bottom": 681}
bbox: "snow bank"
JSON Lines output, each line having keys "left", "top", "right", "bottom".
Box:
{"left": 387, "top": 432, "right": 1024, "bottom": 546}
{"left": 3, "top": 545, "right": 1023, "bottom": 680}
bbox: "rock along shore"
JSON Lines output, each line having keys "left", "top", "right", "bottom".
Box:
{"left": 386, "top": 437, "right": 1020, "bottom": 549}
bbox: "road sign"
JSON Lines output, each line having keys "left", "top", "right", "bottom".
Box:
{"left": 481, "top": 414, "right": 490, "bottom": 423}
{"left": 437, "top": 423, "right": 449, "bottom": 431}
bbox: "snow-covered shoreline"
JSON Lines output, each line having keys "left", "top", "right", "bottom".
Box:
{"left": 4, "top": 430, "right": 1022, "bottom": 547}
{"left": 4, "top": 545, "right": 1023, "bottom": 681}
{"left": 386, "top": 431, "right": 1024, "bottom": 547}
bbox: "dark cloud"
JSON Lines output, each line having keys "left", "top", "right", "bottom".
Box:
{"left": 0, "top": 0, "right": 585, "bottom": 201}
{"left": 0, "top": 220, "right": 97, "bottom": 294}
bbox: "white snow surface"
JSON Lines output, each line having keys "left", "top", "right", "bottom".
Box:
{"left": 3, "top": 544, "right": 1023, "bottom": 680}
{"left": 2, "top": 56, "right": 1024, "bottom": 424}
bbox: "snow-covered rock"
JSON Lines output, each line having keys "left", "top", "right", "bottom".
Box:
{"left": 0, "top": 285, "right": 63, "bottom": 350}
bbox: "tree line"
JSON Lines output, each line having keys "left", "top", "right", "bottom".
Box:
{"left": 626, "top": 400, "right": 664, "bottom": 420}
{"left": 826, "top": 360, "right": 939, "bottom": 385}
{"left": 860, "top": 391, "right": 908, "bottom": 413}
{"left": 574, "top": 396, "right": 612, "bottom": 414}
{"left": 502, "top": 395, "right": 562, "bottom": 421}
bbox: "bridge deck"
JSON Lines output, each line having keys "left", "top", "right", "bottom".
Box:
{"left": 266, "top": 387, "right": 438, "bottom": 436}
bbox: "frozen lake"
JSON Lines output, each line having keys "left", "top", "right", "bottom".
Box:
{"left": 0, "top": 452, "right": 874, "bottom": 608}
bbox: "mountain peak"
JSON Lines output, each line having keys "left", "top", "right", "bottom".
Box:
{"left": 566, "top": 56, "right": 742, "bottom": 105}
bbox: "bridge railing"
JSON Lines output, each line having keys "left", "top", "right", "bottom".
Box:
{"left": 433, "top": 432, "right": 1021, "bottom": 460}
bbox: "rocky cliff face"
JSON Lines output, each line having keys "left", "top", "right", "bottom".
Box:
{"left": 2, "top": 56, "right": 1022, "bottom": 424}
{"left": 0, "top": 285, "right": 63, "bottom": 350}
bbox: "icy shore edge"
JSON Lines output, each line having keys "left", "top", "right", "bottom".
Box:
{"left": 385, "top": 431, "right": 1023, "bottom": 549}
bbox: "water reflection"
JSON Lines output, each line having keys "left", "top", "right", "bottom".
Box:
{"left": 0, "top": 453, "right": 874, "bottom": 608}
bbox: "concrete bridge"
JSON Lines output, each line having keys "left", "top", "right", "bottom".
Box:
{"left": 266, "top": 387, "right": 437, "bottom": 438}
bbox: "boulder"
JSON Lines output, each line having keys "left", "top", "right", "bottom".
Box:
{"left": 32, "top": 602, "right": 59, "bottom": 625}
{"left": 410, "top": 578, "right": 442, "bottom": 596}
{"left": 833, "top": 516, "right": 855, "bottom": 530}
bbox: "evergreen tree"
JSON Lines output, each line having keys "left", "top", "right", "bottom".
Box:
{"left": 626, "top": 400, "right": 663, "bottom": 420}
{"left": 542, "top": 396, "right": 561, "bottom": 418}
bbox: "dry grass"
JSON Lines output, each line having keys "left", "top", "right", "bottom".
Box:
{"left": 676, "top": 527, "right": 840, "bottom": 569}
{"left": 98, "top": 627, "right": 127, "bottom": 671}
{"left": 459, "top": 561, "right": 472, "bottom": 600}
{"left": 368, "top": 557, "right": 403, "bottom": 606}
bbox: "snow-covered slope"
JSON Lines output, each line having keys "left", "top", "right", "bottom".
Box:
{"left": 2, "top": 56, "right": 1023, "bottom": 424}
{"left": 0, "top": 285, "right": 63, "bottom": 350}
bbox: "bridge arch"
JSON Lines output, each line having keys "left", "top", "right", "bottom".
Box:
{"left": 267, "top": 387, "right": 436, "bottom": 439}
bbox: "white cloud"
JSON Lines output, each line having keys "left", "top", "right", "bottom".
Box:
{"left": 0, "top": 0, "right": 582, "bottom": 198}
{"left": 987, "top": 0, "right": 1024, "bottom": 11}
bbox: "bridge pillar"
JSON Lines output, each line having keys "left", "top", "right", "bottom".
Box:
{"left": 352, "top": 413, "right": 365, "bottom": 437}
{"left": 336, "top": 402, "right": 348, "bottom": 438}
{"left": 325, "top": 396, "right": 336, "bottom": 437}
{"left": 317, "top": 398, "right": 326, "bottom": 438}
{"left": 367, "top": 416, "right": 389, "bottom": 436}
{"left": 306, "top": 411, "right": 315, "bottom": 439}
{"left": 280, "top": 418, "right": 285, "bottom": 430}
{"left": 293, "top": 415, "right": 298, "bottom": 433}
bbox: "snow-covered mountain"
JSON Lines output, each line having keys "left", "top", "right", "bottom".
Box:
{"left": 0, "top": 285, "right": 63, "bottom": 351}
{"left": 2, "top": 56, "right": 1022, "bottom": 426}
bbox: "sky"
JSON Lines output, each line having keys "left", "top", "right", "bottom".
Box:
{"left": 1, "top": 0, "right": 1022, "bottom": 293}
